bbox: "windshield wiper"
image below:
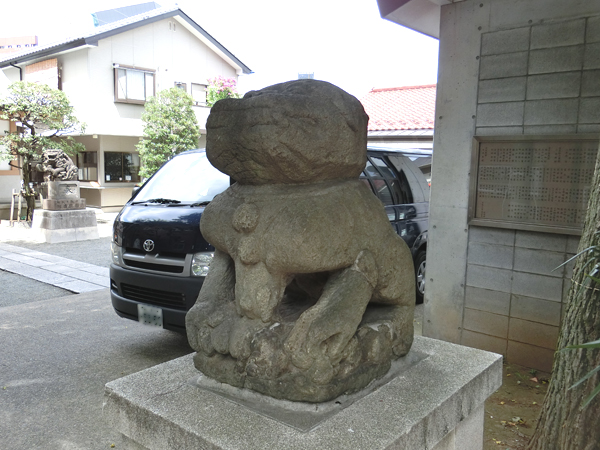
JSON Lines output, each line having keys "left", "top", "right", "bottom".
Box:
{"left": 131, "top": 198, "right": 181, "bottom": 205}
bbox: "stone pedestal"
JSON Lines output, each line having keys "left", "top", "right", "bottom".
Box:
{"left": 31, "top": 209, "right": 99, "bottom": 243}
{"left": 103, "top": 336, "right": 502, "bottom": 450}
{"left": 42, "top": 198, "right": 87, "bottom": 210}
{"left": 46, "top": 180, "right": 81, "bottom": 199}
{"left": 43, "top": 180, "right": 86, "bottom": 210}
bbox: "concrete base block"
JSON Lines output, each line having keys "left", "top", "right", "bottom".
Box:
{"left": 43, "top": 198, "right": 86, "bottom": 210}
{"left": 104, "top": 336, "right": 502, "bottom": 450}
{"left": 32, "top": 209, "right": 99, "bottom": 243}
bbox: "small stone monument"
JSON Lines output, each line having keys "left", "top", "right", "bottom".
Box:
{"left": 186, "top": 80, "right": 416, "bottom": 402}
{"left": 32, "top": 149, "right": 98, "bottom": 243}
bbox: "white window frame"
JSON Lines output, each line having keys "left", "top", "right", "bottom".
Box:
{"left": 114, "top": 65, "right": 155, "bottom": 105}
{"left": 174, "top": 81, "right": 187, "bottom": 92}
{"left": 191, "top": 83, "right": 208, "bottom": 106}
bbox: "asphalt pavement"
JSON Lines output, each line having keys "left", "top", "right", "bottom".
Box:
{"left": 1, "top": 289, "right": 192, "bottom": 450}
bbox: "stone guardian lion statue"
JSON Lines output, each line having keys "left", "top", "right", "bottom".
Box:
{"left": 36, "top": 148, "right": 78, "bottom": 182}
{"left": 186, "top": 80, "right": 415, "bottom": 402}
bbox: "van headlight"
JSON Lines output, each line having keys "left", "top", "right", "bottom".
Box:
{"left": 191, "top": 252, "right": 214, "bottom": 277}
{"left": 111, "top": 242, "right": 122, "bottom": 266}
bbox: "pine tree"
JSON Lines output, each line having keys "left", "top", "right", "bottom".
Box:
{"left": 0, "top": 81, "right": 85, "bottom": 221}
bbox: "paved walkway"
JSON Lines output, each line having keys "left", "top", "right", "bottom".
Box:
{"left": 0, "top": 210, "right": 114, "bottom": 293}
{"left": 0, "top": 242, "right": 109, "bottom": 293}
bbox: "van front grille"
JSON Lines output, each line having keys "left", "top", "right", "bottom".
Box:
{"left": 121, "top": 248, "right": 188, "bottom": 276}
{"left": 123, "top": 259, "right": 184, "bottom": 273}
{"left": 121, "top": 283, "right": 187, "bottom": 310}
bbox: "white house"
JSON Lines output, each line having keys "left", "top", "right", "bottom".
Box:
{"left": 0, "top": 5, "right": 251, "bottom": 213}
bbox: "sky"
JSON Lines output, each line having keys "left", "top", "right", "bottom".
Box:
{"left": 0, "top": 0, "right": 439, "bottom": 99}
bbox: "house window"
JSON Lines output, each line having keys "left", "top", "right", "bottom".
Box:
{"left": 191, "top": 83, "right": 207, "bottom": 106}
{"left": 104, "top": 152, "right": 140, "bottom": 182}
{"left": 77, "top": 151, "right": 98, "bottom": 181}
{"left": 174, "top": 82, "right": 187, "bottom": 92}
{"left": 114, "top": 65, "right": 155, "bottom": 104}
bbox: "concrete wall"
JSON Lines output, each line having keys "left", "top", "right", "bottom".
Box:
{"left": 425, "top": 0, "right": 600, "bottom": 372}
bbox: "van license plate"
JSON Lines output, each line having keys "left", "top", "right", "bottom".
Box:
{"left": 137, "top": 304, "right": 163, "bottom": 328}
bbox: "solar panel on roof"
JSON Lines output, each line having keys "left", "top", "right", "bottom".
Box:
{"left": 92, "top": 2, "right": 161, "bottom": 27}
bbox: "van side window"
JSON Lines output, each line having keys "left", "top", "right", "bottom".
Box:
{"left": 368, "top": 156, "right": 412, "bottom": 205}
{"left": 362, "top": 160, "right": 393, "bottom": 205}
{"left": 397, "top": 169, "right": 414, "bottom": 204}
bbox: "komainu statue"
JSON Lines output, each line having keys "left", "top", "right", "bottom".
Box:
{"left": 186, "top": 80, "right": 415, "bottom": 402}
{"left": 36, "top": 149, "right": 78, "bottom": 182}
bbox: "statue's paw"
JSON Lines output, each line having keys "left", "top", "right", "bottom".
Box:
{"left": 283, "top": 314, "right": 316, "bottom": 370}
{"left": 285, "top": 318, "right": 358, "bottom": 387}
{"left": 211, "top": 318, "right": 235, "bottom": 354}
{"left": 286, "top": 311, "right": 356, "bottom": 369}
{"left": 357, "top": 326, "right": 393, "bottom": 365}
{"left": 245, "top": 324, "right": 290, "bottom": 379}
{"left": 306, "top": 357, "right": 335, "bottom": 385}
{"left": 196, "top": 323, "right": 216, "bottom": 355}
{"left": 336, "top": 336, "right": 362, "bottom": 379}
{"left": 187, "top": 301, "right": 239, "bottom": 355}
{"left": 375, "top": 306, "right": 414, "bottom": 358}
{"left": 228, "top": 317, "right": 265, "bottom": 360}
{"left": 186, "top": 302, "right": 215, "bottom": 353}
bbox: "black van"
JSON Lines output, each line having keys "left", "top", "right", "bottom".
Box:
{"left": 110, "top": 147, "right": 429, "bottom": 333}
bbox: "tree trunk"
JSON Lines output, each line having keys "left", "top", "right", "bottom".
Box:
{"left": 527, "top": 147, "right": 600, "bottom": 450}
{"left": 21, "top": 154, "right": 36, "bottom": 223}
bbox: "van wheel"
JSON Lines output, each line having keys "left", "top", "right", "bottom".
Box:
{"left": 415, "top": 250, "right": 426, "bottom": 304}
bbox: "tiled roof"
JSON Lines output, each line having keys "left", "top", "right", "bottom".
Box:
{"left": 360, "top": 84, "right": 436, "bottom": 132}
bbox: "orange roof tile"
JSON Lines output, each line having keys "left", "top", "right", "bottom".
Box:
{"left": 360, "top": 84, "right": 436, "bottom": 132}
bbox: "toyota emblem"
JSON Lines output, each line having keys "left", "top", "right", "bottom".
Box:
{"left": 143, "top": 239, "right": 155, "bottom": 252}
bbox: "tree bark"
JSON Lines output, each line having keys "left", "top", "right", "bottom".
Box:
{"left": 527, "top": 146, "right": 600, "bottom": 450}
{"left": 21, "top": 154, "right": 36, "bottom": 222}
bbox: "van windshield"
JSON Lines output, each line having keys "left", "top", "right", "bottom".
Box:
{"left": 134, "top": 151, "right": 230, "bottom": 204}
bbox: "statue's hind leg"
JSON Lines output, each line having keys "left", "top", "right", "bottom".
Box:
{"left": 284, "top": 250, "right": 378, "bottom": 384}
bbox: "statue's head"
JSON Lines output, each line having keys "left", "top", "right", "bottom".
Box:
{"left": 38, "top": 148, "right": 78, "bottom": 181}
{"left": 206, "top": 79, "right": 368, "bottom": 185}
{"left": 42, "top": 149, "right": 62, "bottom": 164}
